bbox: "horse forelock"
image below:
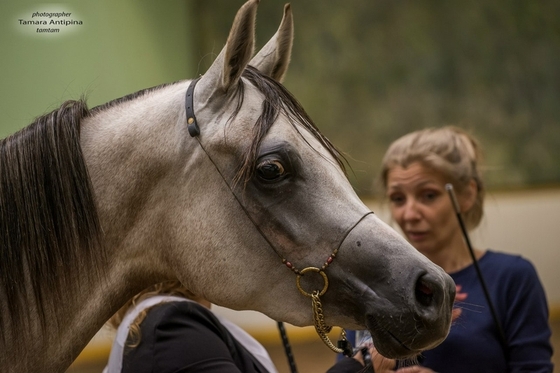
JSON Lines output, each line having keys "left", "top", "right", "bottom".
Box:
{"left": 0, "top": 100, "right": 105, "bottom": 347}
{"left": 232, "top": 66, "right": 347, "bottom": 186}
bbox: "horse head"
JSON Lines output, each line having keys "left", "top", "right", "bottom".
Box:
{"left": 109, "top": 0, "right": 453, "bottom": 358}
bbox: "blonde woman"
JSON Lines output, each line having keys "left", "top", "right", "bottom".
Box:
{"left": 368, "top": 126, "right": 552, "bottom": 372}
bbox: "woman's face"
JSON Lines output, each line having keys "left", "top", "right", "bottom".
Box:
{"left": 385, "top": 162, "right": 461, "bottom": 256}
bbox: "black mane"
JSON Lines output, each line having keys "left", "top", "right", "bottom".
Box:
{"left": 0, "top": 100, "right": 104, "bottom": 345}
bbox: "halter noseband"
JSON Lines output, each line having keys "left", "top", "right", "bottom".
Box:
{"left": 185, "top": 77, "right": 371, "bottom": 356}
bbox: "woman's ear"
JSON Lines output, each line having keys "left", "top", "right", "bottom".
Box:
{"left": 459, "top": 179, "right": 478, "bottom": 213}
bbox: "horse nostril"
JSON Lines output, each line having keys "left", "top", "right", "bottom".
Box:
{"left": 415, "top": 276, "right": 434, "bottom": 307}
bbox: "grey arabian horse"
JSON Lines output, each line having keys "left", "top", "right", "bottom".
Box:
{"left": 0, "top": 1, "right": 455, "bottom": 372}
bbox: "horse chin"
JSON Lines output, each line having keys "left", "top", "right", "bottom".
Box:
{"left": 367, "top": 323, "right": 421, "bottom": 360}
{"left": 365, "top": 314, "right": 447, "bottom": 359}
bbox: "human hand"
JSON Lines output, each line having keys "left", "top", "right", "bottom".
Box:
{"left": 351, "top": 347, "right": 396, "bottom": 372}
{"left": 370, "top": 347, "right": 397, "bottom": 372}
{"left": 452, "top": 284, "right": 468, "bottom": 321}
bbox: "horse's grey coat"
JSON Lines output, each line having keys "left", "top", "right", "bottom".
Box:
{"left": 0, "top": 2, "right": 455, "bottom": 372}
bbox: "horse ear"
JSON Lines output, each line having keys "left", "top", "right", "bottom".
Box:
{"left": 250, "top": 4, "right": 293, "bottom": 83}
{"left": 196, "top": 0, "right": 258, "bottom": 101}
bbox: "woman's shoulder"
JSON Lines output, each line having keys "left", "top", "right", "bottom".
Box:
{"left": 483, "top": 250, "right": 535, "bottom": 270}
{"left": 482, "top": 250, "right": 541, "bottom": 284}
{"left": 146, "top": 298, "right": 205, "bottom": 313}
{"left": 135, "top": 300, "right": 232, "bottom": 357}
{"left": 142, "top": 299, "right": 216, "bottom": 329}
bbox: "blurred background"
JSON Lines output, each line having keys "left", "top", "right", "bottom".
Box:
{"left": 1, "top": 0, "right": 558, "bottom": 371}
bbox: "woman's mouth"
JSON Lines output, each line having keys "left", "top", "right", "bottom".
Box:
{"left": 406, "top": 231, "right": 428, "bottom": 242}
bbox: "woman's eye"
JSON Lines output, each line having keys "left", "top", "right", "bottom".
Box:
{"left": 389, "top": 194, "right": 405, "bottom": 205}
{"left": 256, "top": 160, "right": 285, "bottom": 181}
{"left": 422, "top": 190, "right": 439, "bottom": 201}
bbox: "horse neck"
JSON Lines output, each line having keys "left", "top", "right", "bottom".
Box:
{"left": 81, "top": 83, "right": 191, "bottom": 239}
{"left": 3, "top": 260, "right": 148, "bottom": 373}
{"left": 1, "top": 84, "right": 190, "bottom": 372}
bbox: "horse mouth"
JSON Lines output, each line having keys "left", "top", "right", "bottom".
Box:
{"left": 366, "top": 319, "right": 418, "bottom": 359}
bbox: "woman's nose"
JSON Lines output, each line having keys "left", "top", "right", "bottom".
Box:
{"left": 402, "top": 200, "right": 421, "bottom": 221}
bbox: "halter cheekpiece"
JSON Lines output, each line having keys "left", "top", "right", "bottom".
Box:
{"left": 185, "top": 77, "right": 201, "bottom": 137}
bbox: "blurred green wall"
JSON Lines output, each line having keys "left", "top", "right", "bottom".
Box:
{"left": 195, "top": 1, "right": 560, "bottom": 192}
{"left": 3, "top": 1, "right": 560, "bottom": 190}
{"left": 0, "top": 0, "right": 194, "bottom": 138}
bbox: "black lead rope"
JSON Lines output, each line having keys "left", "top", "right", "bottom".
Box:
{"left": 445, "top": 184, "right": 509, "bottom": 354}
{"left": 277, "top": 321, "right": 299, "bottom": 373}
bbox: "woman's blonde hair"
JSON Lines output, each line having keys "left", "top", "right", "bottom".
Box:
{"left": 379, "top": 126, "right": 485, "bottom": 230}
{"left": 108, "top": 281, "right": 198, "bottom": 347}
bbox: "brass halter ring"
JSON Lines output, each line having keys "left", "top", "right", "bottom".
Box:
{"left": 295, "top": 267, "right": 329, "bottom": 297}
{"left": 289, "top": 212, "right": 375, "bottom": 356}
{"left": 295, "top": 266, "right": 351, "bottom": 355}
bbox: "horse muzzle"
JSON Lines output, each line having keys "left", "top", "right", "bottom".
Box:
{"left": 331, "top": 213, "right": 456, "bottom": 359}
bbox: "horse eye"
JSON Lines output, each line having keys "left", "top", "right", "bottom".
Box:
{"left": 256, "top": 160, "right": 285, "bottom": 181}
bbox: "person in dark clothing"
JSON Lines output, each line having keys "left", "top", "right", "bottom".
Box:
{"left": 104, "top": 281, "right": 372, "bottom": 373}
{"left": 103, "top": 281, "right": 278, "bottom": 373}
{"left": 118, "top": 300, "right": 274, "bottom": 373}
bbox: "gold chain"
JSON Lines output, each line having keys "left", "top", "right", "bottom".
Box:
{"left": 294, "top": 267, "right": 351, "bottom": 355}
{"left": 311, "top": 290, "right": 346, "bottom": 354}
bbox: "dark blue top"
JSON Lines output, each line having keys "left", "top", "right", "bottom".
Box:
{"left": 346, "top": 251, "right": 553, "bottom": 373}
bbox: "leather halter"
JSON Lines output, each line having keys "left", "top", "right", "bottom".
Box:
{"left": 184, "top": 77, "right": 371, "bottom": 356}
{"left": 185, "top": 77, "right": 201, "bottom": 137}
